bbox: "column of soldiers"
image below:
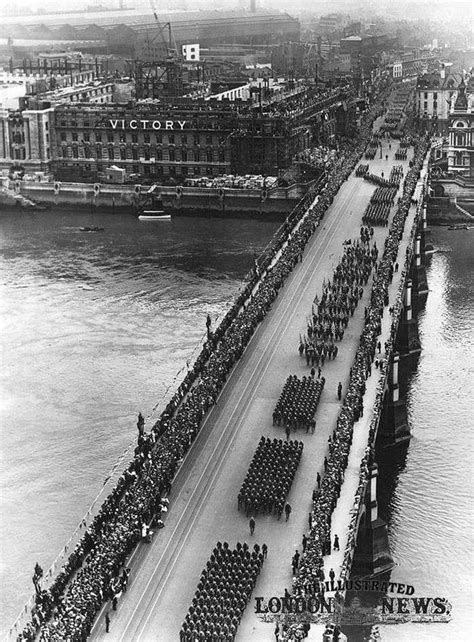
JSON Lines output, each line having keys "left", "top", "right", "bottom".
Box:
{"left": 300, "top": 239, "right": 378, "bottom": 368}
{"left": 273, "top": 375, "right": 325, "bottom": 435}
{"left": 180, "top": 543, "right": 265, "bottom": 641}
{"left": 238, "top": 438, "right": 303, "bottom": 518}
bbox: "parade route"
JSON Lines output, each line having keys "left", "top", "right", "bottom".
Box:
{"left": 90, "top": 140, "right": 414, "bottom": 642}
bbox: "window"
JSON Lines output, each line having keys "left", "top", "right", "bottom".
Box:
{"left": 144, "top": 149, "right": 150, "bottom": 161}
{"left": 120, "top": 149, "right": 126, "bottom": 160}
{"left": 63, "top": 147, "right": 68, "bottom": 158}
{"left": 72, "top": 147, "right": 78, "bottom": 158}
{"left": 95, "top": 133, "right": 102, "bottom": 142}
{"left": 156, "top": 133, "right": 162, "bottom": 143}
{"left": 156, "top": 149, "right": 162, "bottom": 161}
{"left": 132, "top": 149, "right": 138, "bottom": 160}
{"left": 84, "top": 133, "right": 90, "bottom": 142}
{"left": 181, "top": 135, "right": 187, "bottom": 145}
{"left": 108, "top": 148, "right": 114, "bottom": 160}
{"left": 424, "top": 92, "right": 428, "bottom": 99}
{"left": 84, "top": 146, "right": 90, "bottom": 158}
{"left": 96, "top": 145, "right": 102, "bottom": 158}
{"left": 194, "top": 135, "right": 200, "bottom": 146}
{"left": 72, "top": 133, "right": 78, "bottom": 142}
{"left": 206, "top": 135, "right": 212, "bottom": 145}
{"left": 144, "top": 132, "right": 150, "bottom": 143}
{"left": 206, "top": 150, "right": 213, "bottom": 163}
{"left": 132, "top": 133, "right": 138, "bottom": 143}
{"left": 169, "top": 148, "right": 175, "bottom": 161}
{"left": 61, "top": 132, "right": 67, "bottom": 141}
{"left": 182, "top": 149, "right": 187, "bottom": 162}
{"left": 168, "top": 134, "right": 174, "bottom": 145}
{"left": 119, "top": 132, "right": 126, "bottom": 143}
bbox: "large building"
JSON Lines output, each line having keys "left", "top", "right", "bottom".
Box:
{"left": 416, "top": 67, "right": 463, "bottom": 133}
{"left": 0, "top": 84, "right": 355, "bottom": 181}
{"left": 0, "top": 104, "right": 54, "bottom": 169}
{"left": 447, "top": 76, "right": 474, "bottom": 175}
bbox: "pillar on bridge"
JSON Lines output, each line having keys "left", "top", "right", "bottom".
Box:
{"left": 421, "top": 203, "right": 434, "bottom": 257}
{"left": 397, "top": 279, "right": 421, "bottom": 356}
{"left": 411, "top": 235, "right": 429, "bottom": 310}
{"left": 352, "top": 463, "right": 395, "bottom": 577}
{"left": 380, "top": 352, "right": 410, "bottom": 446}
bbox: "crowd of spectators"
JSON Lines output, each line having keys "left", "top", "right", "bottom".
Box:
{"left": 238, "top": 438, "right": 303, "bottom": 517}
{"left": 180, "top": 542, "right": 265, "bottom": 641}
{"left": 18, "top": 84, "right": 392, "bottom": 642}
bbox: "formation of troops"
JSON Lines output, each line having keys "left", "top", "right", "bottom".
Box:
{"left": 273, "top": 376, "right": 324, "bottom": 434}
{"left": 300, "top": 239, "right": 378, "bottom": 369}
{"left": 180, "top": 543, "right": 265, "bottom": 641}
{"left": 238, "top": 438, "right": 303, "bottom": 517}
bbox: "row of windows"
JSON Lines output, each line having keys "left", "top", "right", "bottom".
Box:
{"left": 62, "top": 146, "right": 226, "bottom": 163}
{"left": 59, "top": 132, "right": 220, "bottom": 145}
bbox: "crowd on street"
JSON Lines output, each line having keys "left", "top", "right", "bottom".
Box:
{"left": 238, "top": 438, "right": 303, "bottom": 518}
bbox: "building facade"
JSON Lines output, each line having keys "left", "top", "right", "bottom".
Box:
{"left": 447, "top": 77, "right": 474, "bottom": 176}
{"left": 0, "top": 105, "right": 55, "bottom": 171}
{"left": 0, "top": 85, "right": 355, "bottom": 181}
{"left": 416, "top": 68, "right": 462, "bottom": 133}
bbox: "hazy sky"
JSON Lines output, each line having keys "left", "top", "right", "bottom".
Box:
{"left": 1, "top": 0, "right": 472, "bottom": 31}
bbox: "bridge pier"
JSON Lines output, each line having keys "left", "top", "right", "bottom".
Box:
{"left": 411, "top": 235, "right": 429, "bottom": 311}
{"left": 352, "top": 463, "right": 395, "bottom": 577}
{"left": 397, "top": 279, "right": 421, "bottom": 356}
{"left": 421, "top": 203, "right": 434, "bottom": 258}
{"left": 379, "top": 352, "right": 410, "bottom": 447}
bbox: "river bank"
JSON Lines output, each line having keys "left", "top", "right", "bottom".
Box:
{"left": 1, "top": 180, "right": 311, "bottom": 219}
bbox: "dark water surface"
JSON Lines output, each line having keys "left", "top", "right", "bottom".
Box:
{"left": 0, "top": 209, "right": 279, "bottom": 634}
{"left": 0, "top": 214, "right": 472, "bottom": 640}
{"left": 378, "top": 228, "right": 474, "bottom": 641}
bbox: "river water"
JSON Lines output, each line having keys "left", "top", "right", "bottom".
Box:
{"left": 0, "top": 209, "right": 280, "bottom": 635}
{"left": 0, "top": 213, "right": 472, "bottom": 640}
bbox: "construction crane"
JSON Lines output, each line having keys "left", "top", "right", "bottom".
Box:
{"left": 133, "top": 0, "right": 182, "bottom": 99}
{"left": 144, "top": 0, "right": 179, "bottom": 64}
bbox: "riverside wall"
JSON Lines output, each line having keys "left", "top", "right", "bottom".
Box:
{"left": 9, "top": 181, "right": 309, "bottom": 218}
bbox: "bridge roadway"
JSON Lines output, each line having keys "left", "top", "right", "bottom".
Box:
{"left": 90, "top": 140, "right": 414, "bottom": 642}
